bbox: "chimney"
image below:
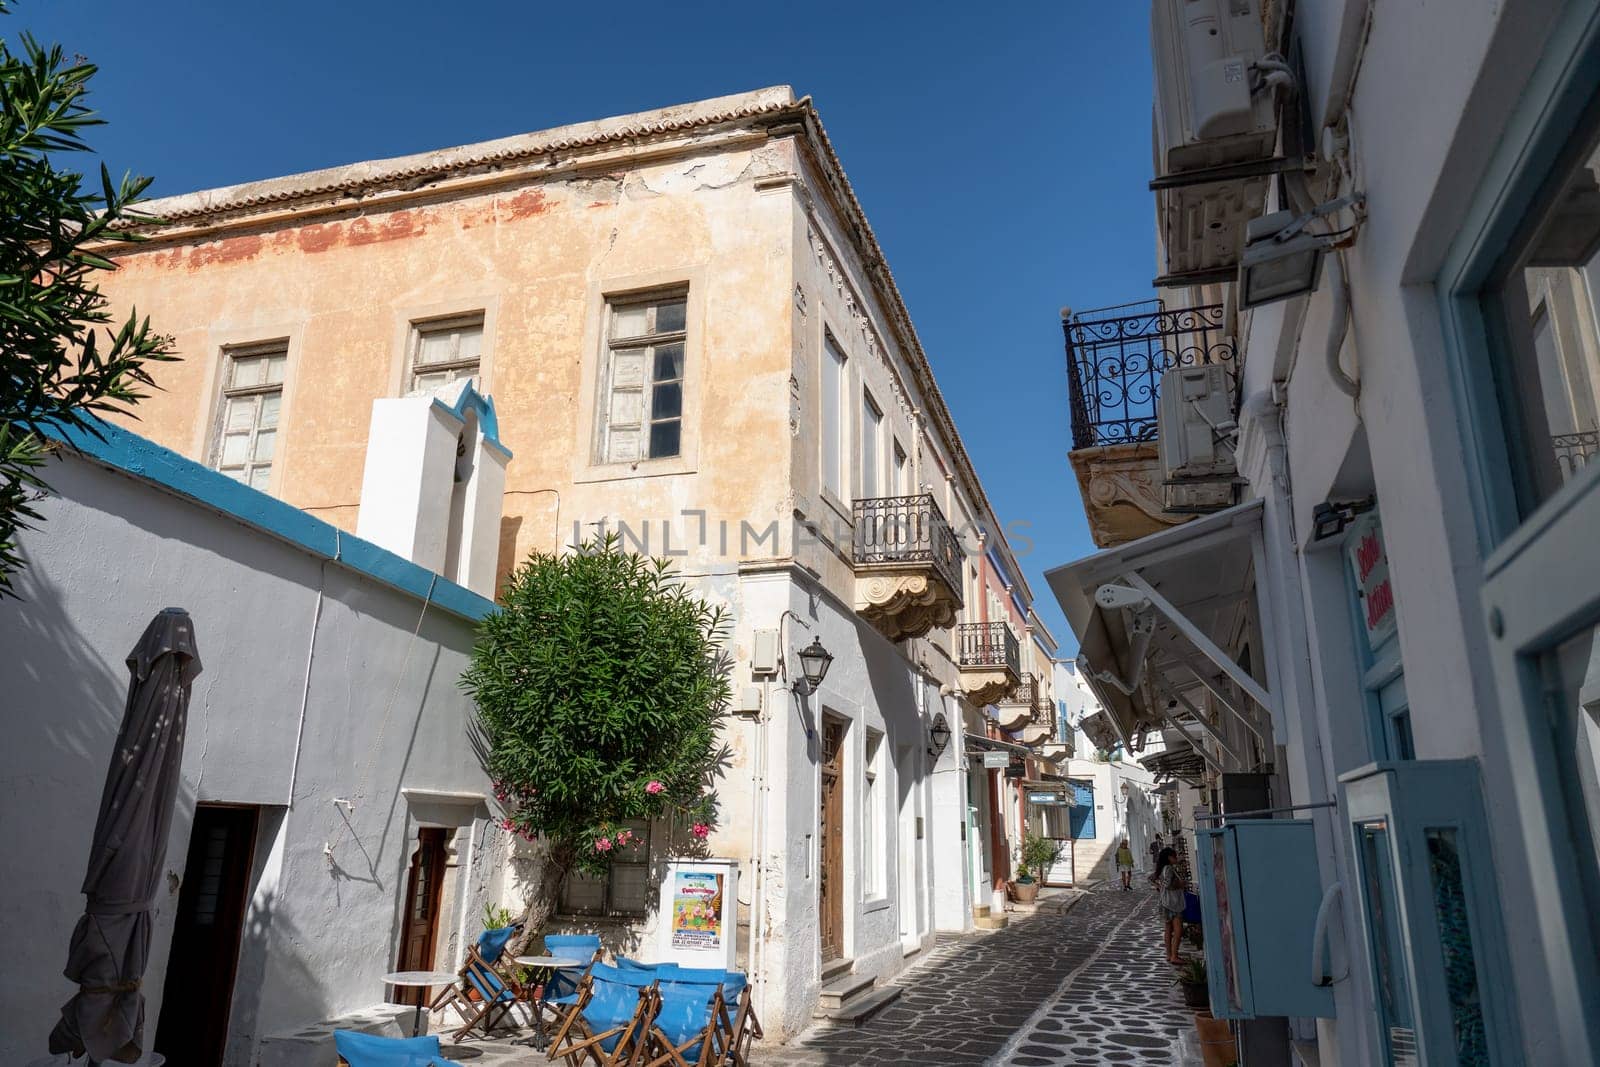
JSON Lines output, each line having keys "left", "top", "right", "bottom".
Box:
{"left": 356, "top": 379, "right": 510, "bottom": 597}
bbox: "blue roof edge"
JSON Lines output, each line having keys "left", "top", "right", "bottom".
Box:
{"left": 431, "top": 381, "right": 513, "bottom": 460}
{"left": 50, "top": 417, "right": 497, "bottom": 624}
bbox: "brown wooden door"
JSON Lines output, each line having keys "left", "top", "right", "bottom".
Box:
{"left": 153, "top": 805, "right": 258, "bottom": 1067}
{"left": 819, "top": 718, "right": 846, "bottom": 962}
{"left": 394, "top": 828, "right": 448, "bottom": 1005}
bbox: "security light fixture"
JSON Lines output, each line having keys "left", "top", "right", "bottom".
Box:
{"left": 927, "top": 712, "right": 952, "bottom": 760}
{"left": 1238, "top": 194, "right": 1366, "bottom": 309}
{"left": 793, "top": 637, "right": 834, "bottom": 695}
{"left": 1311, "top": 495, "right": 1376, "bottom": 542}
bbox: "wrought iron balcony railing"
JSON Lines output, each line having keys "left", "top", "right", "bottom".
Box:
{"left": 851, "top": 494, "right": 964, "bottom": 599}
{"left": 957, "top": 622, "right": 1021, "bottom": 676}
{"left": 999, "top": 672, "right": 1038, "bottom": 710}
{"left": 1063, "top": 300, "right": 1236, "bottom": 450}
{"left": 1555, "top": 430, "right": 1599, "bottom": 481}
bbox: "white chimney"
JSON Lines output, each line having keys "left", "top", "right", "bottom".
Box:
{"left": 356, "top": 379, "right": 510, "bottom": 597}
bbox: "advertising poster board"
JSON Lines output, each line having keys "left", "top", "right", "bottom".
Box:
{"left": 656, "top": 857, "right": 740, "bottom": 970}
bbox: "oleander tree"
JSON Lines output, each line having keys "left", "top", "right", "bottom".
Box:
{"left": 0, "top": 5, "right": 176, "bottom": 597}
{"left": 461, "top": 533, "right": 732, "bottom": 938}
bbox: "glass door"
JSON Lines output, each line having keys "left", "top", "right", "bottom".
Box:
{"left": 1355, "top": 818, "right": 1419, "bottom": 1067}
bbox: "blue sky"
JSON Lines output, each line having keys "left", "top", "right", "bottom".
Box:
{"left": 22, "top": 1, "right": 1158, "bottom": 654}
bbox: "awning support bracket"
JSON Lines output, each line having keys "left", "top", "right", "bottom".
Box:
{"left": 1119, "top": 571, "right": 1277, "bottom": 720}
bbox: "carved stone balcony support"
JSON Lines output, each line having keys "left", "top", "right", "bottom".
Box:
{"left": 1019, "top": 722, "right": 1053, "bottom": 746}
{"left": 852, "top": 494, "right": 964, "bottom": 641}
{"left": 1038, "top": 742, "right": 1072, "bottom": 762}
{"left": 957, "top": 622, "right": 1020, "bottom": 706}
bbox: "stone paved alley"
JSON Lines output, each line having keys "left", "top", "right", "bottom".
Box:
{"left": 756, "top": 885, "right": 1193, "bottom": 1066}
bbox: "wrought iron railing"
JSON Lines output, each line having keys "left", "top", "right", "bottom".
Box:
{"left": 957, "top": 622, "right": 1020, "bottom": 676}
{"left": 999, "top": 672, "right": 1038, "bottom": 710}
{"left": 1554, "top": 430, "right": 1599, "bottom": 481}
{"left": 1063, "top": 300, "right": 1236, "bottom": 450}
{"left": 852, "top": 494, "right": 964, "bottom": 600}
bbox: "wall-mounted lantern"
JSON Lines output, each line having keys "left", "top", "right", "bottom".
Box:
{"left": 793, "top": 637, "right": 834, "bottom": 695}
{"left": 927, "top": 712, "right": 952, "bottom": 760}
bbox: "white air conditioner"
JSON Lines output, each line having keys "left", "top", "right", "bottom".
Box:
{"left": 1158, "top": 364, "right": 1237, "bottom": 512}
{"left": 1151, "top": 0, "right": 1278, "bottom": 284}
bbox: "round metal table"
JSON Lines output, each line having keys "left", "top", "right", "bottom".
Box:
{"left": 511, "top": 955, "right": 583, "bottom": 1050}
{"left": 383, "top": 969, "right": 462, "bottom": 1036}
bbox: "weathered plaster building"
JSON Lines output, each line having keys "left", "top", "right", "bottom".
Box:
{"left": 90, "top": 87, "right": 1056, "bottom": 1040}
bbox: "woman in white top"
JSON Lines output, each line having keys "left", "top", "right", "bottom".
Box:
{"left": 1151, "top": 846, "right": 1186, "bottom": 964}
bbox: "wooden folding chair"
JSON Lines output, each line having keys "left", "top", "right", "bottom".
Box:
{"left": 634, "top": 978, "right": 727, "bottom": 1067}
{"left": 544, "top": 963, "right": 658, "bottom": 1066}
{"left": 429, "top": 925, "right": 522, "bottom": 1034}
{"left": 718, "top": 976, "right": 762, "bottom": 1067}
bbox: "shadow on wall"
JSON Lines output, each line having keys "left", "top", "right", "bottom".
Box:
{"left": 224, "top": 884, "right": 331, "bottom": 1065}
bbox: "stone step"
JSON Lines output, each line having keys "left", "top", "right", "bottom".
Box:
{"left": 972, "top": 904, "right": 991, "bottom": 919}
{"left": 816, "top": 969, "right": 877, "bottom": 1009}
{"left": 816, "top": 984, "right": 902, "bottom": 1026}
{"left": 820, "top": 956, "right": 854, "bottom": 984}
{"left": 974, "top": 913, "right": 1009, "bottom": 930}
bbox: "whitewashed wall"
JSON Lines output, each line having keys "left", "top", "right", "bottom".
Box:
{"left": 0, "top": 443, "right": 503, "bottom": 1066}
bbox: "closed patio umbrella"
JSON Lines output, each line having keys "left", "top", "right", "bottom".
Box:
{"left": 49, "top": 608, "right": 201, "bottom": 1064}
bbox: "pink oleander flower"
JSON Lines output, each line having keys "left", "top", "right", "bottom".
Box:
{"left": 691, "top": 823, "right": 710, "bottom": 839}
{"left": 500, "top": 818, "right": 514, "bottom": 831}
{"left": 595, "top": 837, "right": 613, "bottom": 852}
{"left": 616, "top": 830, "right": 633, "bottom": 845}
{"left": 645, "top": 780, "right": 664, "bottom": 795}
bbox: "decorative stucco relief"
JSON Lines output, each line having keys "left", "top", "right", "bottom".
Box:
{"left": 1068, "top": 442, "right": 1193, "bottom": 549}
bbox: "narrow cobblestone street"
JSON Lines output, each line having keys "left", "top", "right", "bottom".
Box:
{"left": 757, "top": 885, "right": 1193, "bottom": 1066}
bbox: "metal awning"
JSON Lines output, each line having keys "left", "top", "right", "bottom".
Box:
{"left": 1141, "top": 746, "right": 1208, "bottom": 783}
{"left": 964, "top": 733, "right": 1032, "bottom": 757}
{"left": 1045, "top": 500, "right": 1273, "bottom": 758}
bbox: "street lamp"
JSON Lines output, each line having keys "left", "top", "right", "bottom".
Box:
{"left": 927, "top": 712, "right": 952, "bottom": 760}
{"left": 793, "top": 637, "right": 834, "bottom": 695}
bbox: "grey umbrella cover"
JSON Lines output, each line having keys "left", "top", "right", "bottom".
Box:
{"left": 49, "top": 608, "right": 201, "bottom": 1064}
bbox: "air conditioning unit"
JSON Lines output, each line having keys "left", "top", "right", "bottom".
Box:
{"left": 1158, "top": 364, "right": 1237, "bottom": 513}
{"left": 1151, "top": 0, "right": 1278, "bottom": 285}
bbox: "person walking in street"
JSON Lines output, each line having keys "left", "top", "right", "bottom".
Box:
{"left": 1153, "top": 845, "right": 1186, "bottom": 964}
{"left": 1115, "top": 838, "right": 1135, "bottom": 890}
{"left": 1148, "top": 834, "right": 1163, "bottom": 878}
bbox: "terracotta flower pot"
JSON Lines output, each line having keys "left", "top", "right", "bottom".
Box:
{"left": 1193, "top": 1011, "right": 1236, "bottom": 1067}
{"left": 1010, "top": 880, "right": 1039, "bottom": 903}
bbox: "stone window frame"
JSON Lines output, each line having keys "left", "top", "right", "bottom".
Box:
{"left": 406, "top": 312, "right": 486, "bottom": 394}
{"left": 386, "top": 295, "right": 500, "bottom": 399}
{"left": 573, "top": 267, "right": 704, "bottom": 485}
{"left": 208, "top": 339, "right": 290, "bottom": 491}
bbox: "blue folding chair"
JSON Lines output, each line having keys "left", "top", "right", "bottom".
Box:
{"left": 333, "top": 1029, "right": 447, "bottom": 1066}
{"left": 546, "top": 963, "right": 658, "bottom": 1066}
{"left": 542, "top": 933, "right": 603, "bottom": 1007}
{"left": 658, "top": 968, "right": 759, "bottom": 1066}
{"left": 429, "top": 924, "right": 522, "bottom": 1034}
{"left": 635, "top": 978, "right": 726, "bottom": 1066}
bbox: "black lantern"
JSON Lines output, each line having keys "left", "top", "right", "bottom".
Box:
{"left": 927, "top": 711, "right": 952, "bottom": 760}
{"left": 794, "top": 637, "right": 834, "bottom": 695}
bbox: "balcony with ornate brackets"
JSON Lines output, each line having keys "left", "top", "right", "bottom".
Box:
{"left": 1063, "top": 301, "right": 1238, "bottom": 548}
{"left": 851, "top": 494, "right": 964, "bottom": 641}
{"left": 956, "top": 621, "right": 1021, "bottom": 706}
{"left": 1037, "top": 741, "right": 1072, "bottom": 762}
{"left": 994, "top": 672, "right": 1038, "bottom": 732}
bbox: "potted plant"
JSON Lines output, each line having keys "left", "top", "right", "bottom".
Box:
{"left": 1174, "top": 954, "right": 1209, "bottom": 1009}
{"left": 1009, "top": 862, "right": 1039, "bottom": 903}
{"left": 1193, "top": 1008, "right": 1236, "bottom": 1067}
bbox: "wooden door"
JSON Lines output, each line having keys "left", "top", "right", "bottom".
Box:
{"left": 819, "top": 718, "right": 846, "bottom": 962}
{"left": 394, "top": 828, "right": 448, "bottom": 1005}
{"left": 153, "top": 805, "right": 258, "bottom": 1066}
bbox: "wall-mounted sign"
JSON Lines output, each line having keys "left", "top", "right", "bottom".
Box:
{"left": 981, "top": 751, "right": 1012, "bottom": 768}
{"left": 1347, "top": 514, "right": 1398, "bottom": 651}
{"left": 1028, "top": 791, "right": 1068, "bottom": 805}
{"left": 1004, "top": 764, "right": 1025, "bottom": 779}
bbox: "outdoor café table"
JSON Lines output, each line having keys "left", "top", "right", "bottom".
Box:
{"left": 383, "top": 970, "right": 462, "bottom": 1036}
{"left": 512, "top": 955, "right": 583, "bottom": 1049}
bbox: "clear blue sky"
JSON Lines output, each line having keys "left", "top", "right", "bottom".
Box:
{"left": 23, "top": 1, "right": 1159, "bottom": 655}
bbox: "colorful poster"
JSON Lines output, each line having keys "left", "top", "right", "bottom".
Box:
{"left": 669, "top": 870, "right": 724, "bottom": 952}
